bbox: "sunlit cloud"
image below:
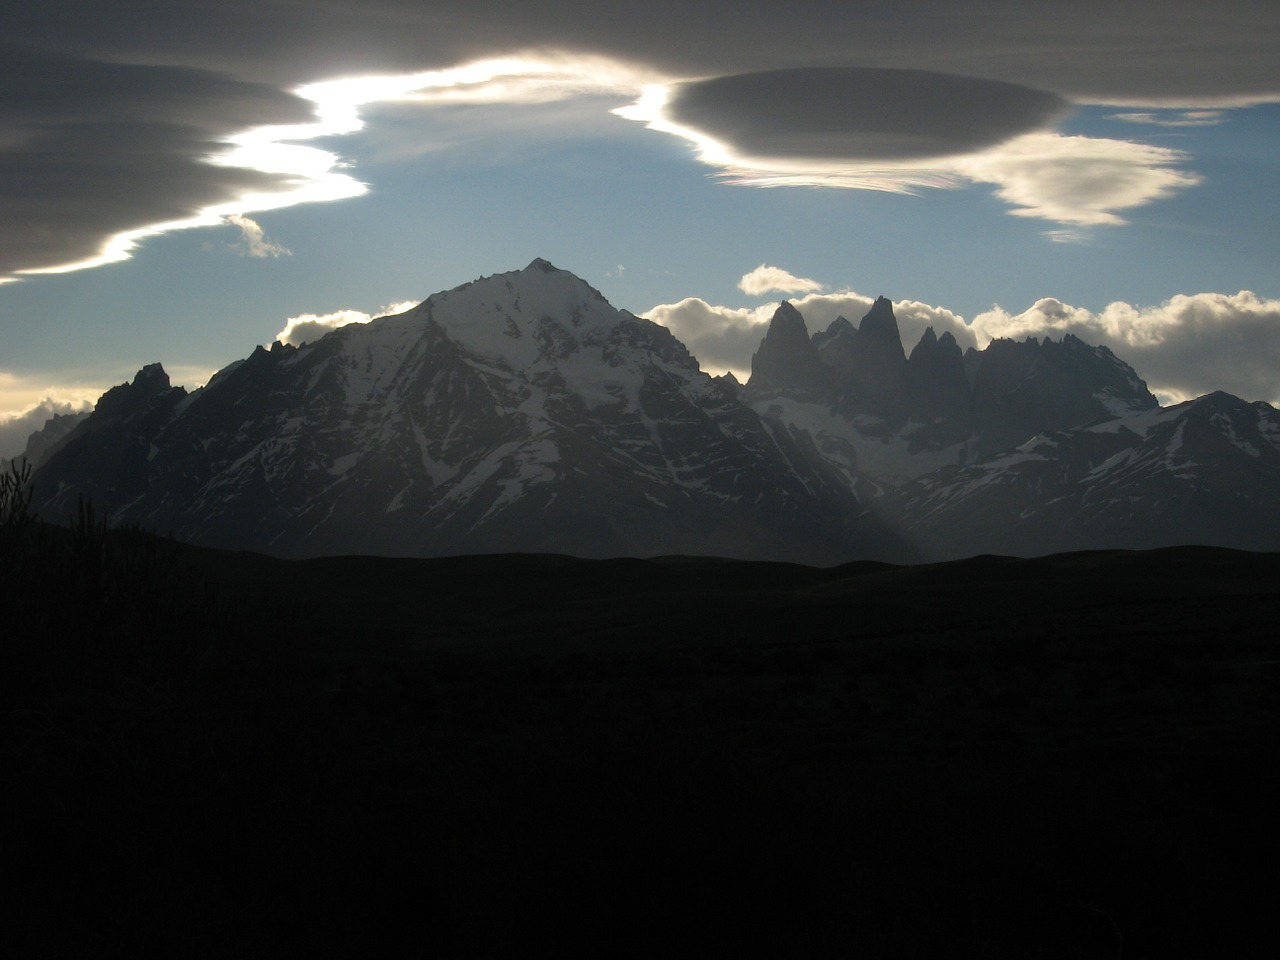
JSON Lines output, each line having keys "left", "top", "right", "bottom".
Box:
{"left": 2, "top": 48, "right": 1226, "bottom": 283}
{"left": 649, "top": 278, "right": 1280, "bottom": 408}
{"left": 952, "top": 133, "right": 1203, "bottom": 225}
{"left": 614, "top": 84, "right": 959, "bottom": 194}
{"left": 8, "top": 54, "right": 661, "bottom": 282}
{"left": 738, "top": 265, "right": 824, "bottom": 297}
{"left": 645, "top": 288, "right": 974, "bottom": 381}
{"left": 274, "top": 300, "right": 419, "bottom": 346}
{"left": 971, "top": 290, "right": 1280, "bottom": 405}
{"left": 617, "top": 78, "right": 1205, "bottom": 226}
{"left": 643, "top": 298, "right": 773, "bottom": 381}
{"left": 226, "top": 215, "right": 291, "bottom": 258}
{"left": 0, "top": 375, "right": 101, "bottom": 458}
{"left": 0, "top": 374, "right": 101, "bottom": 417}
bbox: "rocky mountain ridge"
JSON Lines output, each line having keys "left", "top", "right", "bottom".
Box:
{"left": 743, "top": 297, "right": 1159, "bottom": 482}
{"left": 19, "top": 261, "right": 1280, "bottom": 561}
{"left": 740, "top": 296, "right": 1278, "bottom": 559}
{"left": 26, "top": 261, "right": 862, "bottom": 563}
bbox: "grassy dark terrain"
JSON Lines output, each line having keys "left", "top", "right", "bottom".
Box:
{"left": 5, "top": 508, "right": 1279, "bottom": 956}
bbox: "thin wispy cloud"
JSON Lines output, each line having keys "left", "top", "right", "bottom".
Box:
{"left": 226, "top": 215, "right": 291, "bottom": 258}
{"left": 1106, "top": 111, "right": 1226, "bottom": 127}
{"left": 951, "top": 133, "right": 1202, "bottom": 226}
{"left": 1043, "top": 229, "right": 1089, "bottom": 244}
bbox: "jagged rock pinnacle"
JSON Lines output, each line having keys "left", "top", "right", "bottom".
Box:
{"left": 743, "top": 301, "right": 832, "bottom": 402}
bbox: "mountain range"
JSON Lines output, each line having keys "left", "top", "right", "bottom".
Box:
{"left": 18, "top": 259, "right": 1280, "bottom": 562}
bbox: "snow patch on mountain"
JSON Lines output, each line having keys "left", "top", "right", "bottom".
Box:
{"left": 1211, "top": 412, "right": 1262, "bottom": 457}
{"left": 1085, "top": 405, "right": 1181, "bottom": 438}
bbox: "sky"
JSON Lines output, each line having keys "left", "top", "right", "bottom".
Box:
{"left": 2, "top": 1, "right": 1279, "bottom": 456}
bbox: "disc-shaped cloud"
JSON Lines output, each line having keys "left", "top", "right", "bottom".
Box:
{"left": 667, "top": 68, "right": 1071, "bottom": 162}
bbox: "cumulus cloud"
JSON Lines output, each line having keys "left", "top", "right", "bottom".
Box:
{"left": 738, "top": 265, "right": 824, "bottom": 297}
{"left": 226, "top": 214, "right": 290, "bottom": 257}
{"left": 274, "top": 300, "right": 419, "bottom": 345}
{"left": 644, "top": 290, "right": 974, "bottom": 380}
{"left": 648, "top": 278, "right": 1280, "bottom": 407}
{"left": 643, "top": 299, "right": 775, "bottom": 379}
{"left": 971, "top": 291, "right": 1280, "bottom": 405}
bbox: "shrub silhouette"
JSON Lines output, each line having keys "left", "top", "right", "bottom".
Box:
{"left": 0, "top": 457, "right": 35, "bottom": 547}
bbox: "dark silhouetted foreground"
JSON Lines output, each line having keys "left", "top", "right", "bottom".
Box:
{"left": 5, "top": 499, "right": 1279, "bottom": 957}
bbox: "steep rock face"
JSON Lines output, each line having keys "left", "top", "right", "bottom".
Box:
{"left": 968, "top": 335, "right": 1158, "bottom": 457}
{"left": 35, "top": 364, "right": 188, "bottom": 509}
{"left": 10, "top": 410, "right": 91, "bottom": 470}
{"left": 873, "top": 391, "right": 1280, "bottom": 559}
{"left": 740, "top": 301, "right": 832, "bottom": 403}
{"left": 811, "top": 316, "right": 858, "bottom": 375}
{"left": 906, "top": 328, "right": 972, "bottom": 448}
{"left": 29, "top": 268, "right": 1279, "bottom": 563}
{"left": 32, "top": 261, "right": 865, "bottom": 563}
{"left": 745, "top": 298, "right": 1160, "bottom": 486}
{"left": 834, "top": 296, "right": 911, "bottom": 427}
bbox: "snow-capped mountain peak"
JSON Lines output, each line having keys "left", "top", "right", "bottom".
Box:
{"left": 30, "top": 262, "right": 864, "bottom": 563}
{"left": 23, "top": 264, "right": 1280, "bottom": 563}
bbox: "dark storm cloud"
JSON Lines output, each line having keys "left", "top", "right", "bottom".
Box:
{"left": 668, "top": 69, "right": 1071, "bottom": 162}
{"left": 0, "top": 45, "right": 311, "bottom": 275}
{"left": 0, "top": 120, "right": 285, "bottom": 274}
{"left": 8, "top": 2, "right": 1279, "bottom": 98}
{"left": 0, "top": 45, "right": 313, "bottom": 129}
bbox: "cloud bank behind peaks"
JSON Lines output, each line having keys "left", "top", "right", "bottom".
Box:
{"left": 972, "top": 291, "right": 1280, "bottom": 405}
{"left": 646, "top": 290, "right": 974, "bottom": 382}
{"left": 0, "top": 392, "right": 94, "bottom": 461}
{"left": 649, "top": 280, "right": 1280, "bottom": 407}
